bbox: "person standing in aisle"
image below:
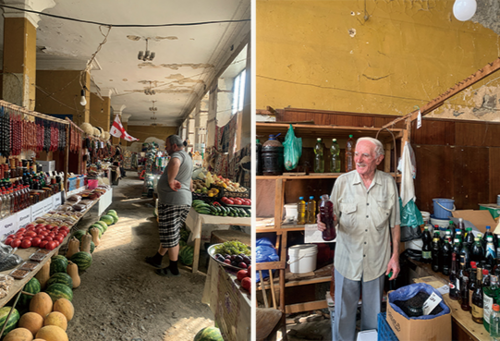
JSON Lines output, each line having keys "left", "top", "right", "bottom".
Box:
{"left": 317, "top": 137, "right": 401, "bottom": 341}
{"left": 145, "top": 135, "right": 193, "bottom": 277}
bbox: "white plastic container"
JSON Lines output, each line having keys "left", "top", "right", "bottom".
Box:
{"left": 288, "top": 244, "right": 318, "bottom": 273}
{"left": 283, "top": 203, "right": 298, "bottom": 223}
{"left": 356, "top": 330, "right": 378, "bottom": 341}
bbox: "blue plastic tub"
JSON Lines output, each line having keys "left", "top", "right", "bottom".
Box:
{"left": 432, "top": 198, "right": 455, "bottom": 219}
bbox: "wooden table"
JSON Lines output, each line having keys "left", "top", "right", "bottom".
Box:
{"left": 413, "top": 261, "right": 489, "bottom": 341}
{"left": 202, "top": 258, "right": 251, "bottom": 341}
{"left": 184, "top": 208, "right": 251, "bottom": 273}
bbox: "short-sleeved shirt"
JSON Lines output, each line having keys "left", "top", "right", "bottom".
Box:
{"left": 157, "top": 150, "right": 193, "bottom": 206}
{"left": 330, "top": 170, "right": 400, "bottom": 282}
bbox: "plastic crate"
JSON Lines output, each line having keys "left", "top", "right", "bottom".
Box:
{"left": 377, "top": 312, "right": 398, "bottom": 341}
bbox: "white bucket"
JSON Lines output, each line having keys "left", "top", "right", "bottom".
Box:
{"left": 283, "top": 203, "right": 298, "bottom": 223}
{"left": 288, "top": 244, "right": 318, "bottom": 274}
{"left": 421, "top": 211, "right": 430, "bottom": 224}
{"left": 430, "top": 216, "right": 451, "bottom": 236}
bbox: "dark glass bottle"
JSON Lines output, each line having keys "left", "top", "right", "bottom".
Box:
{"left": 452, "top": 237, "right": 461, "bottom": 256}
{"left": 422, "top": 226, "right": 432, "bottom": 263}
{"left": 483, "top": 269, "right": 491, "bottom": 288}
{"left": 450, "top": 253, "right": 460, "bottom": 300}
{"left": 472, "top": 268, "right": 484, "bottom": 323}
{"left": 486, "top": 235, "right": 497, "bottom": 268}
{"left": 469, "top": 262, "right": 478, "bottom": 310}
{"left": 484, "top": 275, "right": 499, "bottom": 332}
{"left": 460, "top": 240, "right": 471, "bottom": 271}
{"left": 471, "top": 237, "right": 485, "bottom": 264}
{"left": 465, "top": 227, "right": 475, "bottom": 250}
{"left": 460, "top": 265, "right": 471, "bottom": 311}
{"left": 442, "top": 239, "right": 451, "bottom": 276}
{"left": 432, "top": 234, "right": 442, "bottom": 273}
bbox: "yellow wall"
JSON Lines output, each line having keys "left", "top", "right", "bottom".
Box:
{"left": 35, "top": 70, "right": 90, "bottom": 126}
{"left": 256, "top": 0, "right": 499, "bottom": 116}
{"left": 89, "top": 93, "right": 110, "bottom": 131}
{"left": 126, "top": 125, "right": 178, "bottom": 145}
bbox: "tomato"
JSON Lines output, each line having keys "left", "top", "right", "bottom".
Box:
{"left": 237, "top": 270, "right": 249, "bottom": 281}
{"left": 25, "top": 231, "right": 37, "bottom": 238}
{"left": 221, "top": 197, "right": 228, "bottom": 202}
{"left": 15, "top": 231, "right": 25, "bottom": 237}
{"left": 35, "top": 224, "right": 45, "bottom": 229}
{"left": 7, "top": 234, "right": 15, "bottom": 240}
{"left": 227, "top": 199, "right": 234, "bottom": 205}
{"left": 234, "top": 199, "right": 242, "bottom": 205}
{"left": 39, "top": 240, "right": 48, "bottom": 249}
{"left": 38, "top": 231, "right": 48, "bottom": 237}
{"left": 4, "top": 238, "right": 12, "bottom": 246}
{"left": 59, "top": 226, "right": 69, "bottom": 232}
{"left": 45, "top": 225, "right": 55, "bottom": 231}
{"left": 241, "top": 277, "right": 251, "bottom": 292}
{"left": 44, "top": 237, "right": 53, "bottom": 242}
{"left": 54, "top": 234, "right": 64, "bottom": 243}
{"left": 46, "top": 241, "right": 57, "bottom": 250}
{"left": 21, "top": 239, "right": 32, "bottom": 249}
{"left": 25, "top": 224, "right": 35, "bottom": 229}
{"left": 26, "top": 226, "right": 36, "bottom": 231}
{"left": 31, "top": 237, "right": 41, "bottom": 247}
{"left": 10, "top": 239, "right": 22, "bottom": 248}
{"left": 17, "top": 228, "right": 26, "bottom": 233}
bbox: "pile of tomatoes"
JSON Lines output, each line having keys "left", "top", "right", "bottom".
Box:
{"left": 220, "top": 197, "right": 251, "bottom": 206}
{"left": 4, "top": 224, "right": 69, "bottom": 250}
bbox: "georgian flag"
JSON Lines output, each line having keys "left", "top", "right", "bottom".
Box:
{"left": 110, "top": 115, "right": 139, "bottom": 142}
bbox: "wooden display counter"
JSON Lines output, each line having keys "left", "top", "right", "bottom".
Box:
{"left": 412, "top": 260, "right": 489, "bottom": 341}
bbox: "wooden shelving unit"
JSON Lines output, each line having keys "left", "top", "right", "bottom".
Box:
{"left": 256, "top": 118, "right": 407, "bottom": 322}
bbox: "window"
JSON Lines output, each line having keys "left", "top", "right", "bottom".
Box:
{"left": 232, "top": 69, "right": 246, "bottom": 115}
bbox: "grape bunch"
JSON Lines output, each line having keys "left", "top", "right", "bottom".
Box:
{"left": 213, "top": 240, "right": 250, "bottom": 256}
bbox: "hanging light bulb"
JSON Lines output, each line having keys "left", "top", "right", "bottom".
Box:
{"left": 453, "top": 0, "right": 477, "bottom": 21}
{"left": 80, "top": 89, "right": 87, "bottom": 106}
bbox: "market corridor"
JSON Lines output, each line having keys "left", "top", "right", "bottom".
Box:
{"left": 66, "top": 172, "right": 213, "bottom": 340}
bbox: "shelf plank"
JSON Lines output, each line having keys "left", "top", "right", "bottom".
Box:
{"left": 285, "top": 300, "right": 328, "bottom": 314}
{"left": 258, "top": 275, "right": 332, "bottom": 290}
{"left": 256, "top": 262, "right": 286, "bottom": 271}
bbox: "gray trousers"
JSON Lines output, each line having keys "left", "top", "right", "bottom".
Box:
{"left": 333, "top": 269, "right": 385, "bottom": 341}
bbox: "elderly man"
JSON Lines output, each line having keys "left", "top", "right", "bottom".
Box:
{"left": 318, "top": 137, "right": 400, "bottom": 341}
{"left": 146, "top": 135, "right": 193, "bottom": 277}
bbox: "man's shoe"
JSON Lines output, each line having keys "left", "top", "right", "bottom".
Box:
{"left": 145, "top": 256, "right": 162, "bottom": 268}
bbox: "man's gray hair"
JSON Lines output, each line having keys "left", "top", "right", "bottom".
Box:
{"left": 167, "top": 135, "right": 184, "bottom": 147}
{"left": 356, "top": 137, "right": 384, "bottom": 157}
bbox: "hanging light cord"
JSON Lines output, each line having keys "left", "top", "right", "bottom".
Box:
{"left": 0, "top": 4, "right": 250, "bottom": 27}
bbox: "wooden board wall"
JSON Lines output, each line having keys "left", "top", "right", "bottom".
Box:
{"left": 411, "top": 118, "right": 500, "bottom": 212}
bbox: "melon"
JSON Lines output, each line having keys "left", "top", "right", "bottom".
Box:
{"left": 0, "top": 306, "right": 21, "bottom": 337}
{"left": 3, "top": 327, "right": 33, "bottom": 341}
{"left": 53, "top": 299, "right": 74, "bottom": 322}
{"left": 94, "top": 221, "right": 108, "bottom": 233}
{"left": 45, "top": 283, "right": 73, "bottom": 303}
{"left": 70, "top": 230, "right": 86, "bottom": 241}
{"left": 106, "top": 209, "right": 117, "bottom": 216}
{"left": 107, "top": 213, "right": 119, "bottom": 224}
{"left": 69, "top": 252, "right": 92, "bottom": 271}
{"left": 179, "top": 245, "right": 194, "bottom": 266}
{"left": 194, "top": 326, "right": 223, "bottom": 341}
{"left": 29, "top": 293, "right": 53, "bottom": 318}
{"left": 49, "top": 258, "right": 68, "bottom": 276}
{"left": 89, "top": 241, "right": 95, "bottom": 254}
{"left": 46, "top": 273, "right": 73, "bottom": 289}
{"left": 20, "top": 278, "right": 41, "bottom": 308}
{"left": 18, "top": 312, "right": 44, "bottom": 336}
{"left": 100, "top": 215, "right": 114, "bottom": 226}
{"left": 36, "top": 325, "right": 68, "bottom": 341}
{"left": 43, "top": 312, "right": 67, "bottom": 331}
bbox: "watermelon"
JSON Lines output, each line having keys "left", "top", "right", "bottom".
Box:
{"left": 45, "top": 283, "right": 73, "bottom": 302}
{"left": 179, "top": 245, "right": 194, "bottom": 266}
{"left": 107, "top": 213, "right": 119, "bottom": 224}
{"left": 89, "top": 224, "right": 103, "bottom": 238}
{"left": 47, "top": 273, "right": 73, "bottom": 289}
{"left": 69, "top": 251, "right": 93, "bottom": 271}
{"left": 107, "top": 209, "right": 117, "bottom": 216}
{"left": 100, "top": 215, "right": 114, "bottom": 226}
{"left": 94, "top": 221, "right": 108, "bottom": 233}
{"left": 19, "top": 277, "right": 41, "bottom": 307}
{"left": 194, "top": 327, "right": 223, "bottom": 341}
{"left": 180, "top": 227, "right": 189, "bottom": 242}
{"left": 179, "top": 239, "right": 187, "bottom": 248}
{"left": 71, "top": 230, "right": 86, "bottom": 241}
{"left": 90, "top": 241, "right": 95, "bottom": 254}
{"left": 50, "top": 257, "right": 68, "bottom": 276}
{"left": 0, "top": 307, "right": 20, "bottom": 336}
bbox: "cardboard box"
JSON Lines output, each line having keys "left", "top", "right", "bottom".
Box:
{"left": 386, "top": 292, "right": 451, "bottom": 341}
{"left": 452, "top": 209, "right": 497, "bottom": 234}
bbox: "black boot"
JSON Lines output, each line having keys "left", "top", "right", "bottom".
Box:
{"left": 145, "top": 252, "right": 163, "bottom": 268}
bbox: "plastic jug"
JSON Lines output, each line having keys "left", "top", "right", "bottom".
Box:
{"left": 262, "top": 134, "right": 284, "bottom": 175}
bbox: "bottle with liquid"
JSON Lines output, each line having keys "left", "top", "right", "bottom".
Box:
{"left": 487, "top": 235, "right": 497, "bottom": 268}
{"left": 472, "top": 268, "right": 484, "bottom": 324}
{"left": 314, "top": 138, "right": 324, "bottom": 173}
{"left": 421, "top": 226, "right": 432, "bottom": 263}
{"left": 452, "top": 237, "right": 461, "bottom": 256}
{"left": 460, "top": 264, "right": 471, "bottom": 311}
{"left": 465, "top": 227, "right": 475, "bottom": 249}
{"left": 297, "top": 197, "right": 306, "bottom": 225}
{"left": 460, "top": 240, "right": 471, "bottom": 271}
{"left": 472, "top": 237, "right": 485, "bottom": 264}
{"left": 442, "top": 239, "right": 451, "bottom": 276}
{"left": 431, "top": 233, "right": 442, "bottom": 273}
{"left": 470, "top": 262, "right": 478, "bottom": 309}
{"left": 490, "top": 304, "right": 500, "bottom": 341}
{"left": 457, "top": 217, "right": 465, "bottom": 233}
{"left": 455, "top": 228, "right": 463, "bottom": 243}
{"left": 306, "top": 196, "right": 316, "bottom": 224}
{"left": 345, "top": 134, "right": 355, "bottom": 172}
{"left": 319, "top": 194, "right": 336, "bottom": 241}
{"left": 485, "top": 277, "right": 500, "bottom": 332}
{"left": 330, "top": 138, "right": 340, "bottom": 173}
{"left": 449, "top": 253, "right": 460, "bottom": 300}
{"left": 484, "top": 269, "right": 491, "bottom": 288}
{"left": 256, "top": 139, "right": 262, "bottom": 175}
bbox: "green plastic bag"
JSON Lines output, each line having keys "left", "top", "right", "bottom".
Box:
{"left": 283, "top": 124, "right": 302, "bottom": 170}
{"left": 399, "top": 198, "right": 424, "bottom": 242}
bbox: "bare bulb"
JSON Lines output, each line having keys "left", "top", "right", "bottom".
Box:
{"left": 80, "top": 89, "right": 87, "bottom": 106}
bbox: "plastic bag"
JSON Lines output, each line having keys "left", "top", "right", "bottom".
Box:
{"left": 283, "top": 124, "right": 302, "bottom": 171}
{"left": 388, "top": 283, "right": 450, "bottom": 320}
{"left": 400, "top": 198, "right": 424, "bottom": 242}
{"left": 256, "top": 238, "right": 280, "bottom": 282}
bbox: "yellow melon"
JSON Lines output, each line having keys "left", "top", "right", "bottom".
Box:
{"left": 52, "top": 299, "right": 74, "bottom": 322}
{"left": 43, "top": 312, "right": 67, "bottom": 332}
{"left": 18, "top": 312, "right": 44, "bottom": 336}
{"left": 35, "top": 325, "right": 68, "bottom": 341}
{"left": 29, "top": 293, "right": 53, "bottom": 318}
{"left": 3, "top": 327, "right": 33, "bottom": 341}
{"left": 33, "top": 339, "right": 47, "bottom": 341}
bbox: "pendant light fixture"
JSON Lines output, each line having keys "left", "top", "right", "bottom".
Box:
{"left": 453, "top": 0, "right": 477, "bottom": 21}
{"left": 80, "top": 88, "right": 87, "bottom": 106}
{"left": 138, "top": 38, "right": 155, "bottom": 62}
